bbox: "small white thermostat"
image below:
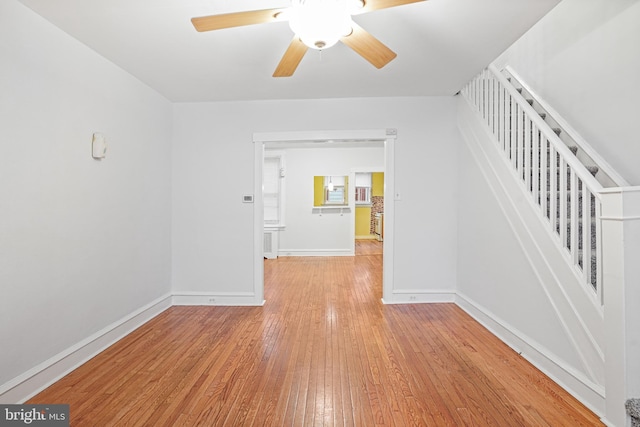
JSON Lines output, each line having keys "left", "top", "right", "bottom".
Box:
{"left": 243, "top": 195, "right": 254, "bottom": 203}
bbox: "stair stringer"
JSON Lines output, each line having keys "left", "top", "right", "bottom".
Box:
{"left": 456, "top": 95, "right": 606, "bottom": 414}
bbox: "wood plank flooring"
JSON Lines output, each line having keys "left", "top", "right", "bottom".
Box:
{"left": 29, "top": 241, "right": 603, "bottom": 426}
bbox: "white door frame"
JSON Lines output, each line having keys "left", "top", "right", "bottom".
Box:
{"left": 253, "top": 129, "right": 396, "bottom": 304}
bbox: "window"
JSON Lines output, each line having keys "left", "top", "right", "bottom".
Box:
{"left": 355, "top": 172, "right": 372, "bottom": 205}
{"left": 326, "top": 186, "right": 346, "bottom": 204}
{"left": 264, "top": 153, "right": 285, "bottom": 224}
{"left": 355, "top": 186, "right": 371, "bottom": 204}
{"left": 324, "top": 175, "right": 347, "bottom": 205}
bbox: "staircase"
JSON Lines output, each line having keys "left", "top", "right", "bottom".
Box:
{"left": 501, "top": 66, "right": 628, "bottom": 189}
{"left": 629, "top": 399, "right": 640, "bottom": 427}
{"left": 460, "top": 65, "right": 629, "bottom": 302}
{"left": 459, "top": 64, "right": 640, "bottom": 427}
{"left": 501, "top": 69, "right": 632, "bottom": 298}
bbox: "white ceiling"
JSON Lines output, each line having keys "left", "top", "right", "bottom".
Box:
{"left": 17, "top": 0, "right": 560, "bottom": 102}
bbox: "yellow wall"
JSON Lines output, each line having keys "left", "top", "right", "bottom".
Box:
{"left": 354, "top": 173, "right": 384, "bottom": 238}
{"left": 314, "top": 176, "right": 349, "bottom": 206}
{"left": 355, "top": 206, "right": 372, "bottom": 237}
{"left": 372, "top": 172, "right": 384, "bottom": 197}
{"left": 313, "top": 176, "right": 324, "bottom": 206}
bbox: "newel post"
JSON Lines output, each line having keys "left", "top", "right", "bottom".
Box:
{"left": 600, "top": 187, "right": 640, "bottom": 427}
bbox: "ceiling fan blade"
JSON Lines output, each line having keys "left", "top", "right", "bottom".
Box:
{"left": 357, "top": 0, "right": 425, "bottom": 14}
{"left": 341, "top": 23, "right": 397, "bottom": 69}
{"left": 191, "top": 8, "right": 285, "bottom": 32}
{"left": 273, "top": 37, "right": 308, "bottom": 77}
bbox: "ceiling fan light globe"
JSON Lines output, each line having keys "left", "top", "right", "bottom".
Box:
{"left": 288, "top": 0, "right": 353, "bottom": 50}
{"left": 347, "top": 0, "right": 366, "bottom": 14}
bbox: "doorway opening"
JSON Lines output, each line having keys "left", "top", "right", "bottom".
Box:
{"left": 353, "top": 170, "right": 384, "bottom": 260}
{"left": 253, "top": 129, "right": 396, "bottom": 304}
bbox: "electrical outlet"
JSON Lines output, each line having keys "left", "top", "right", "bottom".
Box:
{"left": 208, "top": 298, "right": 216, "bottom": 303}
{"left": 409, "top": 296, "right": 416, "bottom": 301}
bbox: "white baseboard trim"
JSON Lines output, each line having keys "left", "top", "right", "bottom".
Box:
{"left": 382, "top": 290, "right": 456, "bottom": 304}
{"left": 172, "top": 292, "right": 265, "bottom": 306}
{"left": 0, "top": 291, "right": 266, "bottom": 404}
{"left": 278, "top": 249, "right": 354, "bottom": 257}
{"left": 355, "top": 235, "right": 378, "bottom": 240}
{"left": 0, "top": 286, "right": 607, "bottom": 421}
{"left": 0, "top": 293, "right": 172, "bottom": 404}
{"left": 455, "top": 292, "right": 605, "bottom": 417}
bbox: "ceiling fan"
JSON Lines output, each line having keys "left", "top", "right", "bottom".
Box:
{"left": 191, "top": 0, "right": 425, "bottom": 77}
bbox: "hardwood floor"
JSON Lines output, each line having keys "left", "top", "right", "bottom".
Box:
{"left": 29, "top": 241, "right": 602, "bottom": 426}
{"left": 355, "top": 239, "right": 383, "bottom": 255}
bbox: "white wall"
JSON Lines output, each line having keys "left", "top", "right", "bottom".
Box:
{"left": 456, "top": 137, "right": 597, "bottom": 383}
{"left": 273, "top": 145, "right": 384, "bottom": 255}
{"left": 456, "top": 144, "right": 567, "bottom": 351}
{"left": 172, "top": 97, "right": 459, "bottom": 297}
{"left": 456, "top": 96, "right": 606, "bottom": 414}
{"left": 494, "top": 0, "right": 640, "bottom": 185}
{"left": 0, "top": 0, "right": 172, "bottom": 398}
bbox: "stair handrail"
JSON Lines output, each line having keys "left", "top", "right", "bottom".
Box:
{"left": 463, "top": 65, "right": 606, "bottom": 303}
{"left": 504, "top": 65, "right": 630, "bottom": 188}
{"left": 486, "top": 64, "right": 604, "bottom": 194}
